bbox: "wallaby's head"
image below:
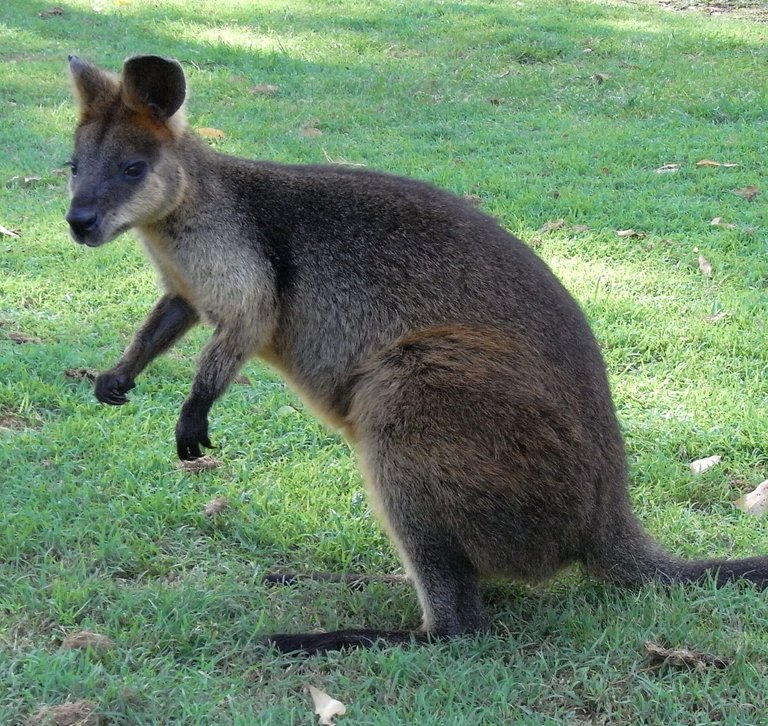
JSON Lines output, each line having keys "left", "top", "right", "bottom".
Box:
{"left": 66, "top": 55, "right": 188, "bottom": 247}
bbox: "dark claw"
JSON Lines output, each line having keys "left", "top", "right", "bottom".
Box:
{"left": 95, "top": 371, "right": 136, "bottom": 405}
{"left": 175, "top": 413, "right": 213, "bottom": 460}
{"left": 177, "top": 442, "right": 201, "bottom": 460}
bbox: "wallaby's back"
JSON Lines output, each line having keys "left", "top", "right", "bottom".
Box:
{"left": 66, "top": 55, "right": 768, "bottom": 655}
{"left": 209, "top": 158, "right": 610, "bottom": 422}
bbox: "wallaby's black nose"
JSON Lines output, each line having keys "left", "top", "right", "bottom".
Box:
{"left": 66, "top": 207, "right": 99, "bottom": 237}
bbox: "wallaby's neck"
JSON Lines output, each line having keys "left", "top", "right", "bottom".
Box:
{"left": 139, "top": 131, "right": 227, "bottom": 242}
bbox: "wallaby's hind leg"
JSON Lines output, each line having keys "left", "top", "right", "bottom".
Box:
{"left": 264, "top": 396, "right": 489, "bottom": 654}
{"left": 263, "top": 514, "right": 487, "bottom": 654}
{"left": 402, "top": 535, "right": 488, "bottom": 636}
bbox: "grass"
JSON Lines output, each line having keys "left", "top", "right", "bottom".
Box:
{"left": 1, "top": 0, "right": 767, "bottom": 722}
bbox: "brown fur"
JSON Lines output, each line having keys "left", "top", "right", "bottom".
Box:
{"left": 65, "top": 55, "right": 768, "bottom": 655}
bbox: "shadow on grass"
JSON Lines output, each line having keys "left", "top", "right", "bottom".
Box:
{"left": 4, "top": 0, "right": 765, "bottom": 92}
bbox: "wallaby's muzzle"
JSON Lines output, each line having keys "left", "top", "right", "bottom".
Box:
{"left": 66, "top": 204, "right": 100, "bottom": 245}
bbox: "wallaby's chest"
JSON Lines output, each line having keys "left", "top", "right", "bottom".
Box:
{"left": 139, "top": 229, "right": 201, "bottom": 310}
{"left": 137, "top": 225, "right": 279, "bottom": 341}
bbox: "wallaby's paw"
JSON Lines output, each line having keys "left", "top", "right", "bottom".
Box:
{"left": 175, "top": 415, "right": 213, "bottom": 460}
{"left": 94, "top": 371, "right": 136, "bottom": 405}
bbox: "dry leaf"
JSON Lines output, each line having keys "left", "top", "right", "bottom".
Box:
{"left": 64, "top": 368, "right": 97, "bottom": 382}
{"left": 308, "top": 686, "right": 347, "bottom": 726}
{"left": 616, "top": 229, "right": 646, "bottom": 239}
{"left": 61, "top": 630, "right": 115, "bottom": 651}
{"left": 690, "top": 454, "right": 721, "bottom": 475}
{"left": 322, "top": 150, "right": 366, "bottom": 167}
{"left": 696, "top": 159, "right": 738, "bottom": 168}
{"left": 732, "top": 185, "right": 759, "bottom": 201}
{"left": 538, "top": 219, "right": 566, "bottom": 233}
{"left": 27, "top": 699, "right": 102, "bottom": 725}
{"left": 570, "top": 224, "right": 591, "bottom": 233}
{"left": 698, "top": 255, "right": 713, "bottom": 277}
{"left": 655, "top": 164, "right": 680, "bottom": 174}
{"left": 176, "top": 455, "right": 221, "bottom": 472}
{"left": 250, "top": 84, "right": 280, "bottom": 94}
{"left": 702, "top": 311, "right": 728, "bottom": 323}
{"left": 734, "top": 479, "right": 768, "bottom": 516}
{"left": 8, "top": 331, "right": 40, "bottom": 344}
{"left": 592, "top": 72, "right": 609, "bottom": 84}
{"left": 37, "top": 7, "right": 65, "bottom": 18}
{"left": 196, "top": 127, "right": 226, "bottom": 139}
{"left": 9, "top": 175, "right": 44, "bottom": 187}
{"left": 299, "top": 127, "right": 323, "bottom": 138}
{"left": 234, "top": 374, "right": 251, "bottom": 385}
{"left": 204, "top": 496, "right": 229, "bottom": 516}
{"left": 645, "top": 641, "right": 729, "bottom": 670}
{"left": 0, "top": 224, "right": 19, "bottom": 238}
{"left": 710, "top": 217, "right": 738, "bottom": 229}
{"left": 276, "top": 404, "right": 299, "bottom": 416}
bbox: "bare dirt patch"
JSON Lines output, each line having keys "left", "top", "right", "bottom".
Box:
{"left": 61, "top": 631, "right": 116, "bottom": 652}
{"left": 0, "top": 414, "right": 27, "bottom": 430}
{"left": 64, "top": 368, "right": 97, "bottom": 382}
{"left": 26, "top": 699, "right": 103, "bottom": 725}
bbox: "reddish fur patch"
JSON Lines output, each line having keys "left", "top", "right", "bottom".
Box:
{"left": 130, "top": 106, "right": 176, "bottom": 140}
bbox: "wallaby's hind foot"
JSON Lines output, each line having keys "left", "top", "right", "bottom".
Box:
{"left": 264, "top": 629, "right": 437, "bottom": 655}
{"left": 263, "top": 558, "right": 486, "bottom": 655}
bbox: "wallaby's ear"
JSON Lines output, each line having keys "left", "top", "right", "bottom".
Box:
{"left": 69, "top": 54, "right": 120, "bottom": 122}
{"left": 121, "top": 55, "right": 186, "bottom": 122}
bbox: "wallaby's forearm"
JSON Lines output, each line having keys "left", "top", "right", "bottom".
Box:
{"left": 95, "top": 295, "right": 199, "bottom": 405}
{"left": 175, "top": 325, "right": 249, "bottom": 459}
{"left": 118, "top": 294, "right": 199, "bottom": 374}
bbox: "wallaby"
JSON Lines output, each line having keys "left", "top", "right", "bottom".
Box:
{"left": 66, "top": 55, "right": 768, "bottom": 654}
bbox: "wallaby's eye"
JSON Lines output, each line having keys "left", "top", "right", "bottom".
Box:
{"left": 68, "top": 160, "right": 78, "bottom": 176}
{"left": 122, "top": 161, "right": 148, "bottom": 181}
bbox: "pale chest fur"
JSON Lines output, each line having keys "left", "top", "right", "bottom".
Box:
{"left": 136, "top": 227, "right": 279, "bottom": 345}
{"left": 138, "top": 228, "right": 199, "bottom": 308}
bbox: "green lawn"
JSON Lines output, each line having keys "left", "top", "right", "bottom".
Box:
{"left": 1, "top": 0, "right": 767, "bottom": 723}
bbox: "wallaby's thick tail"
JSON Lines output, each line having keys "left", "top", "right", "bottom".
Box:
{"left": 591, "top": 516, "right": 768, "bottom": 589}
